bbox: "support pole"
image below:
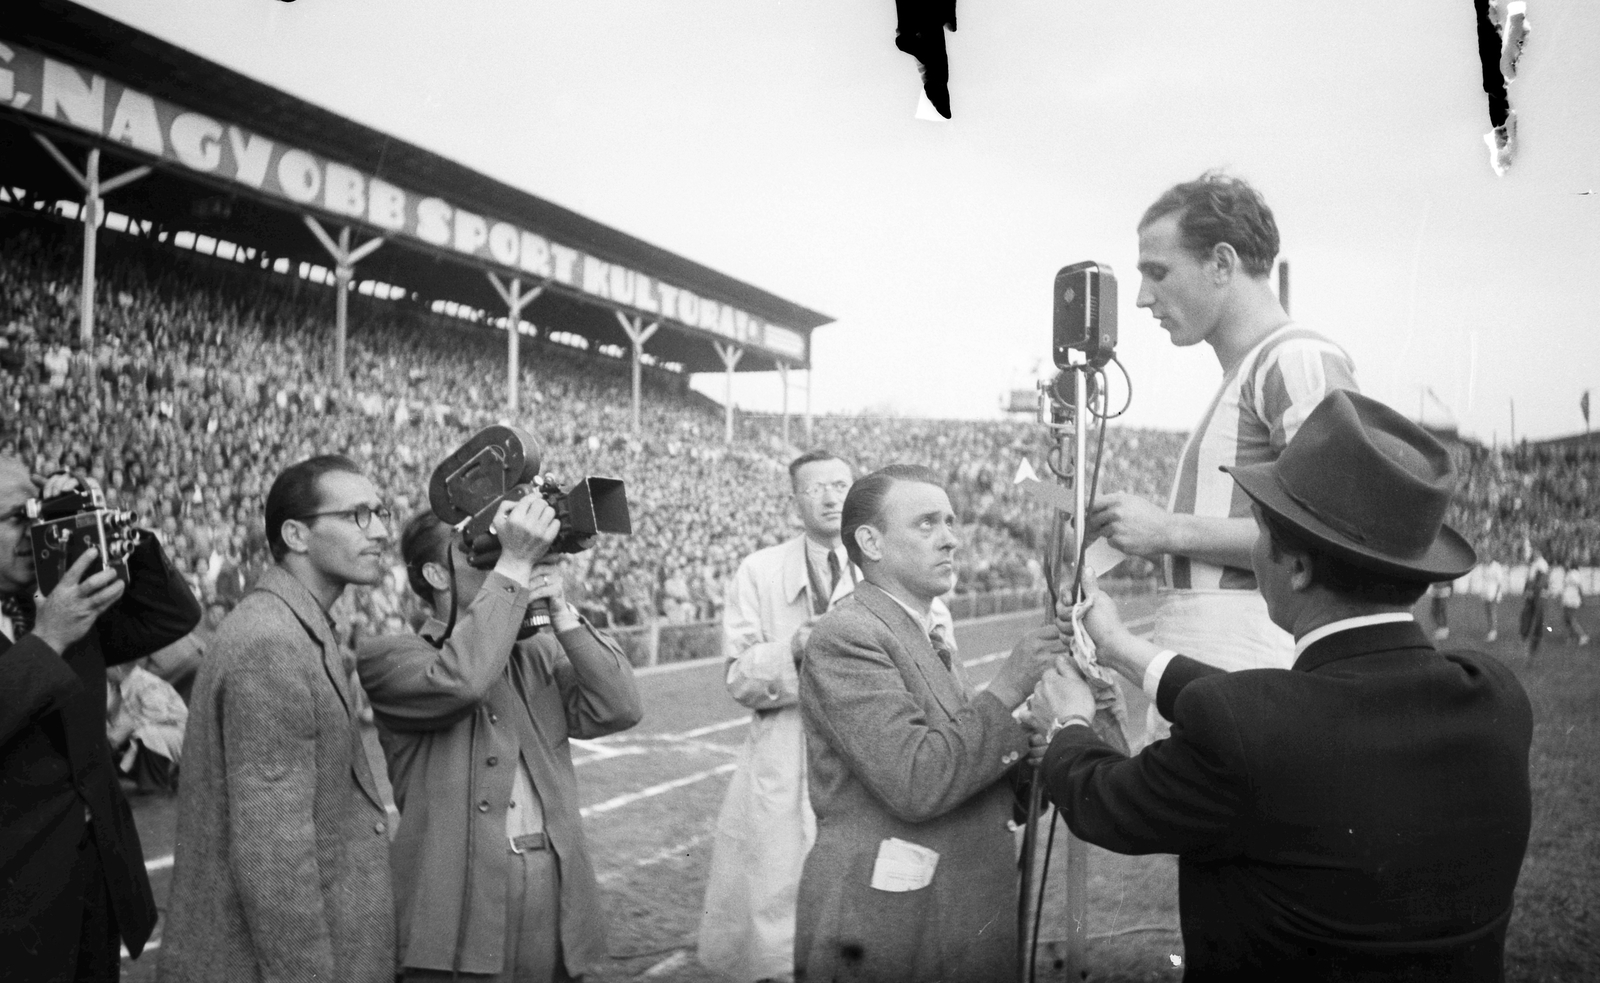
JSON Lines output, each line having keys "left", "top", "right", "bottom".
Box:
{"left": 713, "top": 342, "right": 744, "bottom": 445}
{"left": 777, "top": 361, "right": 791, "bottom": 447}
{"left": 81, "top": 148, "right": 98, "bottom": 348}
{"left": 304, "top": 216, "right": 383, "bottom": 381}
{"left": 615, "top": 313, "right": 659, "bottom": 434}
{"left": 32, "top": 135, "right": 150, "bottom": 347}
{"left": 489, "top": 273, "right": 544, "bottom": 416}
{"left": 805, "top": 367, "right": 814, "bottom": 445}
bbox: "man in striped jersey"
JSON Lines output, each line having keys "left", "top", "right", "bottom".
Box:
{"left": 1088, "top": 173, "right": 1357, "bottom": 741}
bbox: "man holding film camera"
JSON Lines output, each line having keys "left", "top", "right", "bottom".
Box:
{"left": 359, "top": 486, "right": 641, "bottom": 982}
{"left": 1030, "top": 392, "right": 1532, "bottom": 981}
{"left": 0, "top": 458, "right": 200, "bottom": 982}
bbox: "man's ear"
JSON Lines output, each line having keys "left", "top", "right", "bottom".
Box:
{"left": 421, "top": 560, "right": 450, "bottom": 593}
{"left": 1288, "top": 548, "right": 1316, "bottom": 593}
{"left": 1211, "top": 242, "right": 1240, "bottom": 285}
{"left": 279, "top": 518, "right": 312, "bottom": 556}
{"left": 855, "top": 525, "right": 884, "bottom": 564}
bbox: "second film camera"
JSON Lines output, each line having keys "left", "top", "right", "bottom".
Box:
{"left": 27, "top": 485, "right": 142, "bottom": 596}
{"left": 429, "top": 425, "right": 631, "bottom": 633}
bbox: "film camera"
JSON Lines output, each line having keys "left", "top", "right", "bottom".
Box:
{"left": 429, "top": 425, "right": 631, "bottom": 633}
{"left": 26, "top": 485, "right": 142, "bottom": 596}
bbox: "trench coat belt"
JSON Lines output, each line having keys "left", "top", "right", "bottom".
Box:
{"left": 509, "top": 832, "right": 548, "bottom": 854}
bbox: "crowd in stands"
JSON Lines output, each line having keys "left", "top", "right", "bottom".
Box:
{"left": 1448, "top": 440, "right": 1599, "bottom": 569}
{"left": 2, "top": 210, "right": 1594, "bottom": 655}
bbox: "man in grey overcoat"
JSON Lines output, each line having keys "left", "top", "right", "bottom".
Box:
{"left": 795, "top": 464, "right": 1063, "bottom": 983}
{"left": 162, "top": 455, "right": 398, "bottom": 982}
{"left": 359, "top": 500, "right": 641, "bottom": 981}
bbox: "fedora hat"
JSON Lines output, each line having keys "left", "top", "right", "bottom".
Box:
{"left": 1223, "top": 390, "right": 1476, "bottom": 581}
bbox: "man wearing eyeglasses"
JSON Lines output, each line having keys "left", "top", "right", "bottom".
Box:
{"left": 163, "top": 455, "right": 400, "bottom": 983}
{"left": 0, "top": 460, "right": 200, "bottom": 983}
{"left": 698, "top": 451, "right": 957, "bottom": 983}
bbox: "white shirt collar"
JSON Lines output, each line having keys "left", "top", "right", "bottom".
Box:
{"left": 880, "top": 586, "right": 935, "bottom": 635}
{"left": 1294, "top": 612, "right": 1415, "bottom": 658}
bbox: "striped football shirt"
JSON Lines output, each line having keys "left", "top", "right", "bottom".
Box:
{"left": 1165, "top": 323, "right": 1358, "bottom": 590}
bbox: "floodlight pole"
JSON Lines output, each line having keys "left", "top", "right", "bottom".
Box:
{"left": 33, "top": 135, "right": 151, "bottom": 347}
{"left": 304, "top": 216, "right": 384, "bottom": 380}
{"left": 615, "top": 312, "right": 659, "bottom": 434}
{"left": 714, "top": 342, "right": 744, "bottom": 445}
{"left": 489, "top": 273, "right": 543, "bottom": 415}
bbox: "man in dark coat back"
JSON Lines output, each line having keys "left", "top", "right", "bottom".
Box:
{"left": 0, "top": 460, "right": 201, "bottom": 982}
{"left": 1030, "top": 391, "right": 1533, "bottom": 981}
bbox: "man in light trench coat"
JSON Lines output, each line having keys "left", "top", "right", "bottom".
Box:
{"left": 697, "top": 451, "right": 957, "bottom": 982}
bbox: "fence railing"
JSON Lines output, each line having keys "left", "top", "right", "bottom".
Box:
{"left": 607, "top": 585, "right": 1064, "bottom": 668}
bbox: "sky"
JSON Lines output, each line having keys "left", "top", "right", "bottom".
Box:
{"left": 70, "top": 0, "right": 1600, "bottom": 442}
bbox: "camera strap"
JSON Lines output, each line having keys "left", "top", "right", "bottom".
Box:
{"left": 431, "top": 557, "right": 461, "bottom": 650}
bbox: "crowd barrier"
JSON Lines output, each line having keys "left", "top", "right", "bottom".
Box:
{"left": 603, "top": 582, "right": 1157, "bottom": 667}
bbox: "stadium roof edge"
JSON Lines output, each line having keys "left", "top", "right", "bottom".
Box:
{"left": 13, "top": 0, "right": 834, "bottom": 335}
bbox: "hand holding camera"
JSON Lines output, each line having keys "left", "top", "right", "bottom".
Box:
{"left": 32, "top": 547, "right": 125, "bottom": 655}
{"left": 527, "top": 558, "right": 580, "bottom": 632}
{"left": 490, "top": 493, "right": 562, "bottom": 584}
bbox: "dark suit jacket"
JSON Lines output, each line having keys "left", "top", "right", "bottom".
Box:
{"left": 0, "top": 534, "right": 200, "bottom": 979}
{"left": 1042, "top": 620, "right": 1532, "bottom": 982}
{"left": 796, "top": 583, "right": 1030, "bottom": 983}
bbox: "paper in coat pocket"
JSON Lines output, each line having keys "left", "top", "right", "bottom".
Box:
{"left": 870, "top": 837, "right": 939, "bottom": 892}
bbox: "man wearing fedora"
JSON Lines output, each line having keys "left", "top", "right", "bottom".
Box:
{"left": 1029, "top": 391, "right": 1532, "bottom": 981}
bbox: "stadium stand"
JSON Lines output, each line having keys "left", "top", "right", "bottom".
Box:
{"left": 4, "top": 210, "right": 1592, "bottom": 659}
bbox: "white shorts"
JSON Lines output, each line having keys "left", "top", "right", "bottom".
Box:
{"left": 1141, "top": 588, "right": 1294, "bottom": 746}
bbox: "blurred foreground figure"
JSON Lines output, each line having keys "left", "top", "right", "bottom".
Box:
{"left": 0, "top": 461, "right": 199, "bottom": 982}
{"left": 361, "top": 504, "right": 640, "bottom": 982}
{"left": 163, "top": 456, "right": 397, "bottom": 982}
{"left": 1032, "top": 392, "right": 1532, "bottom": 981}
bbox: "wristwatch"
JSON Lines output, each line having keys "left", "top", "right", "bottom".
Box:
{"left": 1045, "top": 713, "right": 1094, "bottom": 744}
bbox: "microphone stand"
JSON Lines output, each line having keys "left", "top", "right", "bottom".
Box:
{"left": 1017, "top": 354, "right": 1091, "bottom": 982}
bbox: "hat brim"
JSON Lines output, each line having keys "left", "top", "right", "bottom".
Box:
{"left": 1223, "top": 461, "right": 1477, "bottom": 582}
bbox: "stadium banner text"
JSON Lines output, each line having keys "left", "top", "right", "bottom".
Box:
{"left": 0, "top": 40, "right": 807, "bottom": 363}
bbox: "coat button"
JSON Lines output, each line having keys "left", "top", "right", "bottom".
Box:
{"left": 374, "top": 821, "right": 386, "bottom": 834}
{"left": 478, "top": 800, "right": 490, "bottom": 812}
{"left": 487, "top": 755, "right": 499, "bottom": 766}
{"left": 489, "top": 713, "right": 499, "bottom": 724}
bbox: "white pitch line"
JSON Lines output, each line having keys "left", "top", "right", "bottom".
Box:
{"left": 121, "top": 938, "right": 160, "bottom": 960}
{"left": 581, "top": 762, "right": 737, "bottom": 818}
{"left": 146, "top": 853, "right": 173, "bottom": 873}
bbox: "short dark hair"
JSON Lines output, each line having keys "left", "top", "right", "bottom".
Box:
{"left": 788, "top": 449, "right": 848, "bottom": 491}
{"left": 399, "top": 511, "right": 455, "bottom": 606}
{"left": 263, "top": 455, "right": 363, "bottom": 562}
{"left": 1260, "top": 510, "right": 1430, "bottom": 607}
{"left": 841, "top": 464, "right": 945, "bottom": 569}
{"left": 1140, "top": 171, "right": 1280, "bottom": 278}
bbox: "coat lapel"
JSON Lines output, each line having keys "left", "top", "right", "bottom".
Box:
{"left": 254, "top": 568, "right": 385, "bottom": 810}
{"left": 854, "top": 583, "right": 966, "bottom": 719}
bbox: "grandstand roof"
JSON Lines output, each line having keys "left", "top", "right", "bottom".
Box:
{"left": 1, "top": 1, "right": 832, "bottom": 373}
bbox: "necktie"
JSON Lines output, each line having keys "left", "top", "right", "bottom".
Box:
{"left": 2, "top": 594, "right": 34, "bottom": 639}
{"left": 928, "top": 624, "right": 954, "bottom": 672}
{"left": 826, "top": 550, "right": 842, "bottom": 599}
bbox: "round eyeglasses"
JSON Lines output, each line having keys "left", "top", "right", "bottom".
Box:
{"left": 298, "top": 504, "right": 392, "bottom": 530}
